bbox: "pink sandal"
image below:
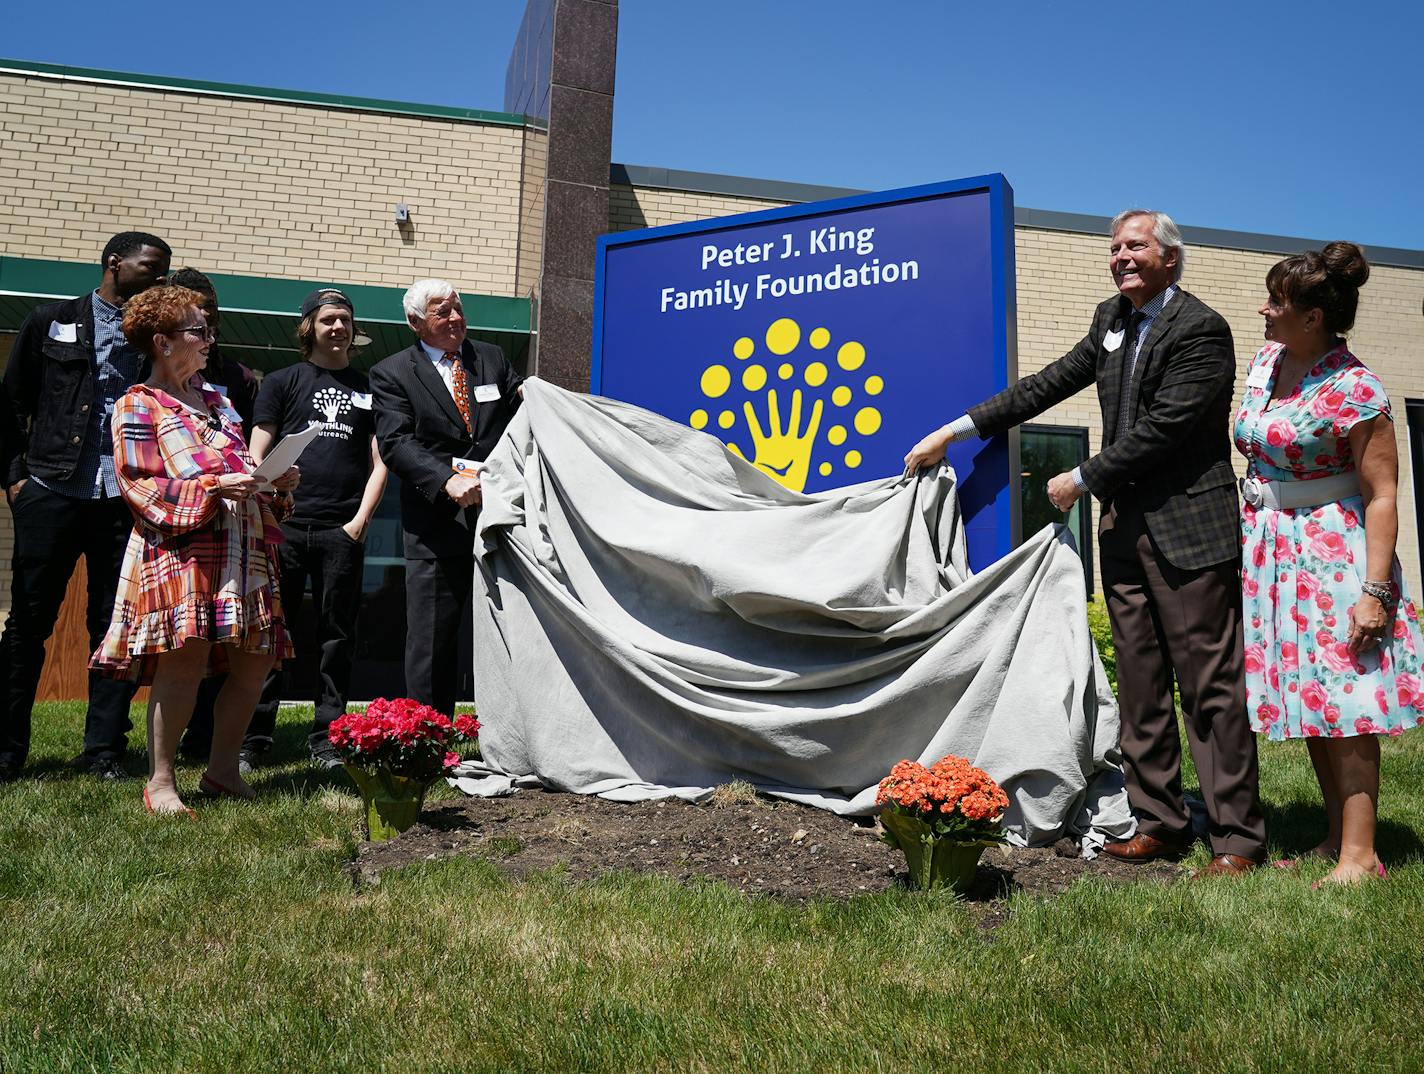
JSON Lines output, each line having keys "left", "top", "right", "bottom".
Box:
{"left": 198, "top": 773, "right": 257, "bottom": 801}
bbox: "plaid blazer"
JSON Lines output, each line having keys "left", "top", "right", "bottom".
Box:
{"left": 969, "top": 289, "right": 1240, "bottom": 571}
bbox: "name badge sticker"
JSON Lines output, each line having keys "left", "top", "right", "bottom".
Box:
{"left": 351, "top": 392, "right": 372, "bottom": 410}
{"left": 1102, "top": 329, "right": 1125, "bottom": 353}
{"left": 473, "top": 384, "right": 501, "bottom": 404}
{"left": 451, "top": 457, "right": 484, "bottom": 476}
{"left": 47, "top": 321, "right": 78, "bottom": 343}
{"left": 1245, "top": 362, "right": 1273, "bottom": 390}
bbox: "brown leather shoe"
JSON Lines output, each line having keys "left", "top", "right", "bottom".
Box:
{"left": 1101, "top": 832, "right": 1190, "bottom": 864}
{"left": 1192, "top": 853, "right": 1260, "bottom": 879}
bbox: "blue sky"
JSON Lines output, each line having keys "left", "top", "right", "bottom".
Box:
{"left": 8, "top": 0, "right": 1422, "bottom": 249}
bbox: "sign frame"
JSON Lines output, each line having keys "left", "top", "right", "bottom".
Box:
{"left": 590, "top": 172, "right": 1020, "bottom": 567}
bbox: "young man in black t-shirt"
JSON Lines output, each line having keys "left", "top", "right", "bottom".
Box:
{"left": 245, "top": 289, "right": 388, "bottom": 767}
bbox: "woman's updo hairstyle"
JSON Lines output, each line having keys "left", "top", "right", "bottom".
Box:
{"left": 1265, "top": 241, "right": 1370, "bottom": 335}
{"left": 121, "top": 285, "right": 207, "bottom": 359}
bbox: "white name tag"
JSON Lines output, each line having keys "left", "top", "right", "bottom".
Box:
{"left": 48, "top": 321, "right": 78, "bottom": 343}
{"left": 351, "top": 392, "right": 372, "bottom": 410}
{"left": 473, "top": 384, "right": 501, "bottom": 404}
{"left": 1102, "top": 329, "right": 1125, "bottom": 352}
{"left": 451, "top": 457, "right": 484, "bottom": 475}
{"left": 1246, "top": 362, "right": 1273, "bottom": 390}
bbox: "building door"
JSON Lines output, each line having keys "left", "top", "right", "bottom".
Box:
{"left": 1405, "top": 400, "right": 1424, "bottom": 583}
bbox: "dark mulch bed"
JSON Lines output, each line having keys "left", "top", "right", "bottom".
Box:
{"left": 348, "top": 787, "right": 1180, "bottom": 919}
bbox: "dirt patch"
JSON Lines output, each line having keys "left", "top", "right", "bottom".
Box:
{"left": 349, "top": 787, "right": 1181, "bottom": 915}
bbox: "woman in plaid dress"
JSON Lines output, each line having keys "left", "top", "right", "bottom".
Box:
{"left": 92, "top": 286, "right": 299, "bottom": 815}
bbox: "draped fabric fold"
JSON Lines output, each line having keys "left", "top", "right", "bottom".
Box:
{"left": 455, "top": 378, "right": 1133, "bottom": 846}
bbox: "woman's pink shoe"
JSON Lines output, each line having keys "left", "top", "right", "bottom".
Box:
{"left": 1311, "top": 860, "right": 1386, "bottom": 889}
{"left": 198, "top": 773, "right": 257, "bottom": 801}
{"left": 143, "top": 786, "right": 195, "bottom": 818}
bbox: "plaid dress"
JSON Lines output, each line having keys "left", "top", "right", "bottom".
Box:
{"left": 91, "top": 382, "right": 295, "bottom": 683}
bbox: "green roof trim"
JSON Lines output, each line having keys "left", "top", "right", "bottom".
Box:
{"left": 0, "top": 256, "right": 531, "bottom": 333}
{"left": 0, "top": 57, "right": 536, "bottom": 129}
{"left": 0, "top": 256, "right": 532, "bottom": 374}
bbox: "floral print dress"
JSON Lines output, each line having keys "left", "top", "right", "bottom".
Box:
{"left": 1234, "top": 342, "right": 1424, "bottom": 740}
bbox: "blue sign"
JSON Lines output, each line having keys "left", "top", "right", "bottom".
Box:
{"left": 591, "top": 174, "right": 1019, "bottom": 570}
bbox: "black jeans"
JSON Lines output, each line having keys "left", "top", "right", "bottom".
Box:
{"left": 404, "top": 554, "right": 474, "bottom": 718}
{"left": 0, "top": 481, "right": 136, "bottom": 766}
{"left": 250, "top": 523, "right": 365, "bottom": 753}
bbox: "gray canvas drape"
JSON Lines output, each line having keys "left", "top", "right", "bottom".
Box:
{"left": 452, "top": 379, "right": 1133, "bottom": 846}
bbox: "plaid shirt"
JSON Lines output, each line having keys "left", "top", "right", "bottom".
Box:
{"left": 90, "top": 382, "right": 293, "bottom": 682}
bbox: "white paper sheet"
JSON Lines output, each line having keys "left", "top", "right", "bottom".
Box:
{"left": 252, "top": 422, "right": 322, "bottom": 481}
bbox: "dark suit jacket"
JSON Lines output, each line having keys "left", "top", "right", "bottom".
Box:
{"left": 969, "top": 288, "right": 1239, "bottom": 570}
{"left": 369, "top": 339, "right": 523, "bottom": 560}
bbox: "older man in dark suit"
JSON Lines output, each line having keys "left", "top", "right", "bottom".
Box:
{"left": 369, "top": 280, "right": 523, "bottom": 717}
{"left": 905, "top": 209, "right": 1266, "bottom": 876}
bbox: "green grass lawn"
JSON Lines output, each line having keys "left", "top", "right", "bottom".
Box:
{"left": 2, "top": 702, "right": 1422, "bottom": 1074}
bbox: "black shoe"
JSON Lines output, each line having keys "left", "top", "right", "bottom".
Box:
{"left": 71, "top": 755, "right": 132, "bottom": 781}
{"left": 237, "top": 748, "right": 262, "bottom": 777}
{"left": 0, "top": 759, "right": 21, "bottom": 784}
{"left": 308, "top": 742, "right": 344, "bottom": 771}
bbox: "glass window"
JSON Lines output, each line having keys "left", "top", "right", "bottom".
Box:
{"left": 1020, "top": 424, "right": 1092, "bottom": 590}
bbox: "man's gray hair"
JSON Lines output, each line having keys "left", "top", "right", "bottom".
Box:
{"left": 402, "top": 278, "right": 458, "bottom": 321}
{"left": 1110, "top": 209, "right": 1186, "bottom": 283}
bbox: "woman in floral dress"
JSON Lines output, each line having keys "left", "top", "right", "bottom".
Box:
{"left": 1234, "top": 242, "right": 1423, "bottom": 885}
{"left": 91, "top": 286, "right": 299, "bottom": 815}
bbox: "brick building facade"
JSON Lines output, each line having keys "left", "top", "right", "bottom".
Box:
{"left": 3, "top": 58, "right": 1422, "bottom": 696}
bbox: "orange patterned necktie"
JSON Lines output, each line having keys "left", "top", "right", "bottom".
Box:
{"left": 445, "top": 352, "right": 473, "bottom": 434}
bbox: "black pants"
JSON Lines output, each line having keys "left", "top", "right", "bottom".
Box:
{"left": 184, "top": 523, "right": 365, "bottom": 756}
{"left": 404, "top": 555, "right": 473, "bottom": 717}
{"left": 0, "top": 481, "right": 136, "bottom": 766}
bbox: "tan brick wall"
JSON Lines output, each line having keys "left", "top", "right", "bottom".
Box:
{"left": 0, "top": 71, "right": 528, "bottom": 295}
{"left": 612, "top": 183, "right": 1424, "bottom": 598}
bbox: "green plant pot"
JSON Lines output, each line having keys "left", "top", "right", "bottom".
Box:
{"left": 879, "top": 810, "right": 989, "bottom": 893}
{"left": 344, "top": 765, "right": 431, "bottom": 842}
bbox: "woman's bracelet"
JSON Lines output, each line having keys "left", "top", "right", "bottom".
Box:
{"left": 1361, "top": 579, "right": 1394, "bottom": 604}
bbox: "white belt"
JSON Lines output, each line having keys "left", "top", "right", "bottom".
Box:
{"left": 1240, "top": 471, "right": 1360, "bottom": 511}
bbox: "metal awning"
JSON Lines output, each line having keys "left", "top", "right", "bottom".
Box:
{"left": 0, "top": 256, "right": 533, "bottom": 374}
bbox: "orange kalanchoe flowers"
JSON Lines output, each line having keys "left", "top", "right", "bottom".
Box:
{"left": 876, "top": 754, "right": 1009, "bottom": 827}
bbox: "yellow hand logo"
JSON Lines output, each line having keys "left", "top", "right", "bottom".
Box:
{"left": 743, "top": 388, "right": 824, "bottom": 491}
{"left": 693, "top": 318, "right": 882, "bottom": 489}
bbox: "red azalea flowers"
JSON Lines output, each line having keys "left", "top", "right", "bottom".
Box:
{"left": 875, "top": 754, "right": 1009, "bottom": 843}
{"left": 328, "top": 698, "right": 481, "bottom": 782}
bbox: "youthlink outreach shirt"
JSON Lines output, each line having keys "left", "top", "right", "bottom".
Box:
{"left": 252, "top": 363, "right": 375, "bottom": 526}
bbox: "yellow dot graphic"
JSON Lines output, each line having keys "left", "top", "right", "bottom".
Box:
{"left": 718, "top": 409, "right": 735, "bottom": 429}
{"left": 690, "top": 409, "right": 708, "bottom": 430}
{"left": 838, "top": 341, "right": 865, "bottom": 371}
{"left": 844, "top": 450, "right": 862, "bottom": 468}
{"left": 733, "top": 337, "right": 754, "bottom": 360}
{"left": 819, "top": 462, "right": 833, "bottom": 476}
{"left": 832, "top": 386, "right": 852, "bottom": 407}
{"left": 778, "top": 363, "right": 794, "bottom": 380}
{"left": 809, "top": 327, "right": 830, "bottom": 350}
{"left": 804, "top": 362, "right": 828, "bottom": 388}
{"left": 727, "top": 443, "right": 744, "bottom": 458}
{"left": 854, "top": 407, "right": 882, "bottom": 436}
{"left": 865, "top": 375, "right": 884, "bottom": 396}
{"left": 701, "top": 365, "right": 731, "bottom": 397}
{"left": 828, "top": 425, "right": 847, "bottom": 446}
{"left": 766, "top": 318, "right": 801, "bottom": 355}
{"left": 743, "top": 364, "right": 767, "bottom": 391}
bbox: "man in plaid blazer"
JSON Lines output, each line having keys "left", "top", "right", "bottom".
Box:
{"left": 905, "top": 209, "right": 1266, "bottom": 875}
